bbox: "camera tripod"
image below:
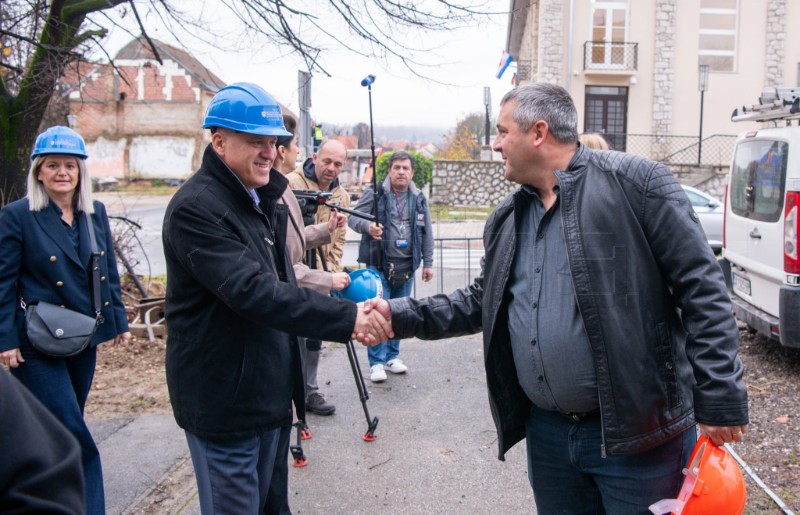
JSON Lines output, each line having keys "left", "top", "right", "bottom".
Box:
{"left": 291, "top": 251, "right": 379, "bottom": 468}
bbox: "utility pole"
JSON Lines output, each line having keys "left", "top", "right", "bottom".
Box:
{"left": 481, "top": 87, "right": 493, "bottom": 160}
{"left": 298, "top": 71, "right": 312, "bottom": 158}
{"left": 697, "top": 64, "right": 710, "bottom": 166}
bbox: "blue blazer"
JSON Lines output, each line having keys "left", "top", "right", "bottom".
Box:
{"left": 0, "top": 198, "right": 129, "bottom": 352}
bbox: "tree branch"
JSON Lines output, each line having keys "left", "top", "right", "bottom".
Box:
{"left": 128, "top": 0, "right": 163, "bottom": 65}
{"left": 73, "top": 27, "right": 107, "bottom": 46}
{"left": 62, "top": 0, "right": 130, "bottom": 20}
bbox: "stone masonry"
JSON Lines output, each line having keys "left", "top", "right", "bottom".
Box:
{"left": 537, "top": 0, "right": 564, "bottom": 84}
{"left": 652, "top": 0, "right": 676, "bottom": 136}
{"left": 431, "top": 159, "right": 726, "bottom": 207}
{"left": 765, "top": 0, "right": 786, "bottom": 88}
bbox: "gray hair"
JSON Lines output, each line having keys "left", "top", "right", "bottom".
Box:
{"left": 500, "top": 83, "right": 579, "bottom": 143}
{"left": 27, "top": 155, "right": 95, "bottom": 214}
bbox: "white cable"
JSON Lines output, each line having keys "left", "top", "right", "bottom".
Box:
{"left": 724, "top": 443, "right": 796, "bottom": 515}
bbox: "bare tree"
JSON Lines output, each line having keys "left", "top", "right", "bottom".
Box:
{"left": 0, "top": 0, "right": 495, "bottom": 205}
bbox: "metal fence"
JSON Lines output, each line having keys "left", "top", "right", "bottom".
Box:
{"left": 343, "top": 237, "right": 485, "bottom": 298}
{"left": 604, "top": 133, "right": 737, "bottom": 167}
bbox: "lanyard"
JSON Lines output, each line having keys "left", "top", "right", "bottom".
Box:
{"left": 392, "top": 188, "right": 411, "bottom": 236}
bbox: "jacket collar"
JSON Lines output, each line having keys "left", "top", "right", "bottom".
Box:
{"left": 32, "top": 202, "right": 88, "bottom": 268}
{"left": 201, "top": 144, "right": 287, "bottom": 204}
{"left": 301, "top": 157, "right": 340, "bottom": 191}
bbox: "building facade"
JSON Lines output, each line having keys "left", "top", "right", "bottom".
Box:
{"left": 63, "top": 38, "right": 294, "bottom": 181}
{"left": 505, "top": 0, "right": 800, "bottom": 165}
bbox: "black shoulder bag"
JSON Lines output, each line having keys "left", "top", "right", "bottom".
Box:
{"left": 23, "top": 211, "right": 103, "bottom": 357}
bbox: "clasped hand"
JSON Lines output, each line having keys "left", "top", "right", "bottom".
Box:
{"left": 351, "top": 298, "right": 393, "bottom": 345}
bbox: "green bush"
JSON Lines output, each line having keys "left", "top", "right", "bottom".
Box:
{"left": 375, "top": 151, "right": 432, "bottom": 190}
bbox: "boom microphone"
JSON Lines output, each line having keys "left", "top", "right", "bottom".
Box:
{"left": 360, "top": 74, "right": 376, "bottom": 87}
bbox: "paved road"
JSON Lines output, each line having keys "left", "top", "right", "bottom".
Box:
{"left": 97, "top": 192, "right": 487, "bottom": 288}
{"left": 92, "top": 333, "right": 537, "bottom": 514}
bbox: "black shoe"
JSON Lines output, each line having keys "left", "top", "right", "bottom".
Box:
{"left": 306, "top": 392, "right": 336, "bottom": 416}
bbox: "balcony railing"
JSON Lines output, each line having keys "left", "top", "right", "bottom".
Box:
{"left": 583, "top": 41, "right": 638, "bottom": 72}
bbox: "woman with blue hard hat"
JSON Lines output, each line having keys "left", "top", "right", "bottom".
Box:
{"left": 0, "top": 125, "right": 131, "bottom": 514}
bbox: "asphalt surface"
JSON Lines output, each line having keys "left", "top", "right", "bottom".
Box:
{"left": 91, "top": 194, "right": 534, "bottom": 513}
{"left": 91, "top": 333, "right": 537, "bottom": 514}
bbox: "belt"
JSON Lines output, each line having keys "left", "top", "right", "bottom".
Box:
{"left": 559, "top": 410, "right": 600, "bottom": 422}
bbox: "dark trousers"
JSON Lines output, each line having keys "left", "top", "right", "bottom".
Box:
{"left": 13, "top": 344, "right": 104, "bottom": 514}
{"left": 525, "top": 407, "right": 695, "bottom": 514}
{"left": 186, "top": 424, "right": 292, "bottom": 515}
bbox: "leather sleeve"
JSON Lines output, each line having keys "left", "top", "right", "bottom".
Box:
{"left": 642, "top": 163, "right": 748, "bottom": 425}
{"left": 389, "top": 264, "right": 485, "bottom": 340}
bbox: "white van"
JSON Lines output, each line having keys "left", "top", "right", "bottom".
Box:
{"left": 721, "top": 87, "right": 800, "bottom": 348}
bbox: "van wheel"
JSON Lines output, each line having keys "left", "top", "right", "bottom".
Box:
{"left": 746, "top": 325, "right": 757, "bottom": 334}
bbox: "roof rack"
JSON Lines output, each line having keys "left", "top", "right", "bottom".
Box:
{"left": 731, "top": 87, "right": 800, "bottom": 123}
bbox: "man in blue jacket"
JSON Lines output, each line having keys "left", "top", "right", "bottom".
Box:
{"left": 349, "top": 151, "right": 433, "bottom": 382}
{"left": 162, "top": 83, "right": 389, "bottom": 515}
{"left": 362, "top": 83, "right": 748, "bottom": 513}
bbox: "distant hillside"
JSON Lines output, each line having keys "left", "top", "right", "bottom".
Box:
{"left": 375, "top": 125, "right": 448, "bottom": 144}
{"left": 323, "top": 123, "right": 448, "bottom": 145}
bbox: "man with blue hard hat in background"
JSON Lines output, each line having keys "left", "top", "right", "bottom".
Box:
{"left": 162, "top": 82, "right": 391, "bottom": 515}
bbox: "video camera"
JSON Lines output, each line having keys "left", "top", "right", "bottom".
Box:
{"left": 292, "top": 189, "right": 375, "bottom": 226}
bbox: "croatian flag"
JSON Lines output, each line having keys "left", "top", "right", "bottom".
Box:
{"left": 497, "top": 52, "right": 514, "bottom": 79}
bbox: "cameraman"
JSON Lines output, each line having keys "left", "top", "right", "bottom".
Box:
{"left": 278, "top": 118, "right": 348, "bottom": 417}
{"left": 349, "top": 151, "right": 434, "bottom": 382}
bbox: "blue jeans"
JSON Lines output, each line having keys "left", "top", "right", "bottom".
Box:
{"left": 185, "top": 424, "right": 291, "bottom": 515}
{"left": 525, "top": 407, "right": 695, "bottom": 514}
{"left": 13, "top": 344, "right": 105, "bottom": 514}
{"left": 367, "top": 267, "right": 414, "bottom": 367}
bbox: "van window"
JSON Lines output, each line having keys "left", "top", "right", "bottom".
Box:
{"left": 730, "top": 139, "right": 787, "bottom": 222}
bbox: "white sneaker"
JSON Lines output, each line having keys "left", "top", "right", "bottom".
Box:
{"left": 385, "top": 359, "right": 408, "bottom": 374}
{"left": 370, "top": 364, "right": 387, "bottom": 382}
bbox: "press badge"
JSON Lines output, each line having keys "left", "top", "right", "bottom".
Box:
{"left": 395, "top": 239, "right": 409, "bottom": 248}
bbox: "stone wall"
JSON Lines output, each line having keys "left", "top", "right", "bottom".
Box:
{"left": 431, "top": 160, "right": 514, "bottom": 206}
{"left": 537, "top": 0, "right": 564, "bottom": 84}
{"left": 652, "top": 0, "right": 676, "bottom": 136}
{"left": 431, "top": 160, "right": 728, "bottom": 206}
{"left": 765, "top": 0, "right": 786, "bottom": 87}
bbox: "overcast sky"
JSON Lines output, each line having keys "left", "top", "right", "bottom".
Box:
{"left": 97, "top": 3, "right": 515, "bottom": 131}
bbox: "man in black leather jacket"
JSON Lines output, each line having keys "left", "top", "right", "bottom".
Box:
{"left": 364, "top": 83, "right": 748, "bottom": 513}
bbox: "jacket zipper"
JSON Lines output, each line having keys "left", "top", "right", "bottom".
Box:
{"left": 556, "top": 171, "right": 607, "bottom": 459}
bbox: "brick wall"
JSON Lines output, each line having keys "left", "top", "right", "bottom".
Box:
{"left": 67, "top": 57, "right": 210, "bottom": 179}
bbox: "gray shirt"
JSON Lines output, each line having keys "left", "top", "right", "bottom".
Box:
{"left": 384, "top": 189, "right": 413, "bottom": 267}
{"left": 507, "top": 185, "right": 598, "bottom": 414}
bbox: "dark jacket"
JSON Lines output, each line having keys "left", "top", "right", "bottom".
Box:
{"left": 349, "top": 178, "right": 434, "bottom": 273}
{"left": 163, "top": 145, "right": 357, "bottom": 441}
{"left": 0, "top": 368, "right": 84, "bottom": 514}
{"left": 390, "top": 145, "right": 748, "bottom": 458}
{"left": 0, "top": 199, "right": 129, "bottom": 352}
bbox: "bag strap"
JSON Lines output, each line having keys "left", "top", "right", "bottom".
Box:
{"left": 83, "top": 211, "right": 103, "bottom": 321}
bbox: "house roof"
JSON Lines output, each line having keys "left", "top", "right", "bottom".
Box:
{"left": 115, "top": 37, "right": 226, "bottom": 92}
{"left": 113, "top": 37, "right": 296, "bottom": 118}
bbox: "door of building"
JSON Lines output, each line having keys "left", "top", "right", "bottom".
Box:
{"left": 584, "top": 86, "right": 628, "bottom": 151}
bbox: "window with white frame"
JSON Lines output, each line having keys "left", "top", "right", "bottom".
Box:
{"left": 589, "top": 1, "right": 630, "bottom": 69}
{"left": 699, "top": 0, "right": 738, "bottom": 72}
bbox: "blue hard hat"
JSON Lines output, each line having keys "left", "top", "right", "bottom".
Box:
{"left": 31, "top": 126, "right": 88, "bottom": 160}
{"left": 333, "top": 269, "right": 384, "bottom": 303}
{"left": 202, "top": 82, "right": 291, "bottom": 137}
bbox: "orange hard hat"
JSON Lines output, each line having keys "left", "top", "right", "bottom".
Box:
{"left": 649, "top": 435, "right": 746, "bottom": 515}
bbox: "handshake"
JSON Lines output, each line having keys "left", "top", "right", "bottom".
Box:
{"left": 351, "top": 298, "right": 393, "bottom": 345}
